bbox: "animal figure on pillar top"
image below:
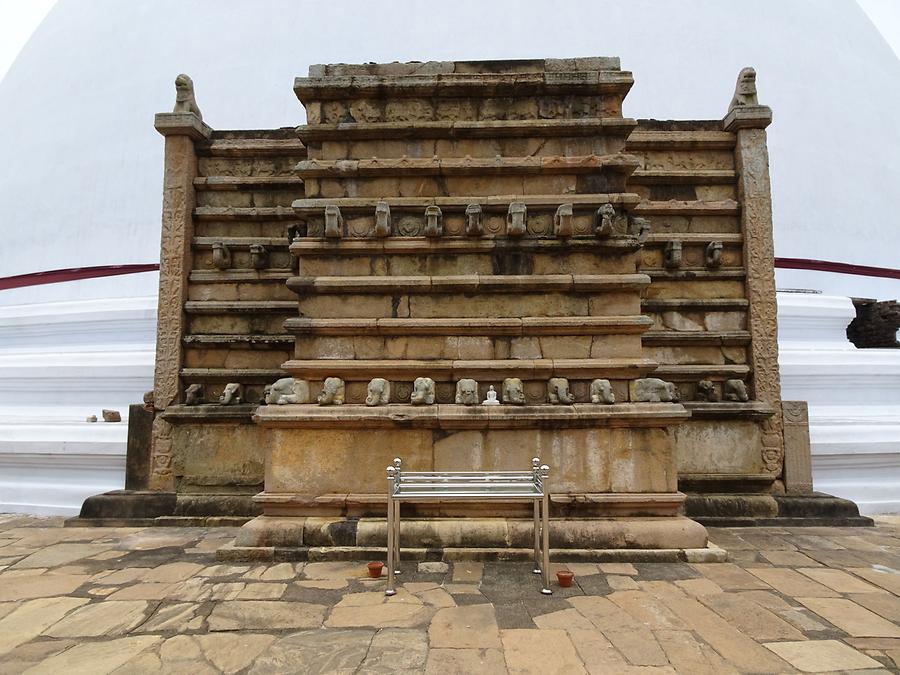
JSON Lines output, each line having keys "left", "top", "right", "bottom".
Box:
{"left": 219, "top": 382, "right": 243, "bottom": 405}
{"left": 507, "top": 202, "right": 527, "bottom": 237}
{"left": 696, "top": 379, "right": 719, "bottom": 402}
{"left": 548, "top": 377, "right": 575, "bottom": 404}
{"left": 317, "top": 377, "right": 345, "bottom": 405}
{"left": 455, "top": 379, "right": 479, "bottom": 406}
{"left": 724, "top": 379, "right": 750, "bottom": 402}
{"left": 594, "top": 203, "right": 615, "bottom": 237}
{"left": 728, "top": 67, "right": 758, "bottom": 113}
{"left": 502, "top": 378, "right": 526, "bottom": 405}
{"left": 265, "top": 378, "right": 310, "bottom": 405}
{"left": 173, "top": 73, "right": 202, "bottom": 119}
{"left": 590, "top": 379, "right": 615, "bottom": 404}
{"left": 410, "top": 377, "right": 436, "bottom": 405}
{"left": 366, "top": 378, "right": 391, "bottom": 406}
{"left": 634, "top": 378, "right": 679, "bottom": 403}
{"left": 184, "top": 384, "right": 204, "bottom": 406}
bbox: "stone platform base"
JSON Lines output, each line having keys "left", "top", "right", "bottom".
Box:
{"left": 64, "top": 489, "right": 259, "bottom": 527}
{"left": 685, "top": 492, "right": 874, "bottom": 526}
{"left": 227, "top": 514, "right": 708, "bottom": 555}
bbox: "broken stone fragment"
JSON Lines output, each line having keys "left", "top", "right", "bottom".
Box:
{"left": 101, "top": 409, "right": 121, "bottom": 422}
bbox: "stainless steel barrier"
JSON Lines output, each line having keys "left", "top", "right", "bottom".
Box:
{"left": 384, "top": 457, "right": 552, "bottom": 596}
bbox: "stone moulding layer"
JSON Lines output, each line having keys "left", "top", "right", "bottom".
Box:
{"left": 194, "top": 206, "right": 297, "bottom": 220}
{"left": 681, "top": 402, "right": 775, "bottom": 419}
{"left": 642, "top": 330, "right": 750, "bottom": 346}
{"left": 630, "top": 169, "right": 736, "bottom": 185}
{"left": 193, "top": 237, "right": 289, "bottom": 249}
{"left": 289, "top": 237, "right": 641, "bottom": 257}
{"left": 290, "top": 192, "right": 642, "bottom": 214}
{"left": 280, "top": 358, "right": 660, "bottom": 380}
{"left": 293, "top": 71, "right": 635, "bottom": 100}
{"left": 197, "top": 138, "right": 307, "bottom": 158}
{"left": 632, "top": 200, "right": 739, "bottom": 216}
{"left": 183, "top": 301, "right": 295, "bottom": 314}
{"left": 189, "top": 270, "right": 292, "bottom": 283}
{"left": 193, "top": 176, "right": 304, "bottom": 190}
{"left": 625, "top": 129, "right": 735, "bottom": 150}
{"left": 652, "top": 364, "right": 750, "bottom": 381}
{"left": 295, "top": 117, "right": 638, "bottom": 141}
{"left": 161, "top": 404, "right": 257, "bottom": 424}
{"left": 294, "top": 154, "right": 640, "bottom": 177}
{"left": 253, "top": 402, "right": 690, "bottom": 430}
{"left": 284, "top": 316, "right": 654, "bottom": 337}
{"left": 286, "top": 273, "right": 651, "bottom": 295}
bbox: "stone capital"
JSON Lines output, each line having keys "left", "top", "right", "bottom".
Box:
{"left": 154, "top": 112, "right": 212, "bottom": 140}
{"left": 723, "top": 105, "right": 773, "bottom": 132}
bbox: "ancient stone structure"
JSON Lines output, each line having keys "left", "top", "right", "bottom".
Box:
{"left": 74, "top": 57, "right": 871, "bottom": 548}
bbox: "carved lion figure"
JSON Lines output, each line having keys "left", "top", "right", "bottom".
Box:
{"left": 265, "top": 378, "right": 310, "bottom": 405}
{"left": 594, "top": 203, "right": 615, "bottom": 237}
{"left": 633, "top": 378, "right": 679, "bottom": 403}
{"left": 173, "top": 73, "right": 202, "bottom": 119}
{"left": 548, "top": 377, "right": 575, "bottom": 404}
{"left": 502, "top": 378, "right": 526, "bottom": 405}
{"left": 724, "top": 379, "right": 750, "bottom": 402}
{"left": 317, "top": 377, "right": 345, "bottom": 405}
{"left": 696, "top": 379, "right": 719, "bottom": 402}
{"left": 728, "top": 67, "right": 758, "bottom": 112}
{"left": 366, "top": 378, "right": 391, "bottom": 406}
{"left": 590, "top": 379, "right": 615, "bottom": 404}
{"left": 219, "top": 382, "right": 243, "bottom": 405}
{"left": 184, "top": 384, "right": 204, "bottom": 406}
{"left": 455, "top": 379, "right": 479, "bottom": 406}
{"left": 410, "top": 377, "right": 436, "bottom": 405}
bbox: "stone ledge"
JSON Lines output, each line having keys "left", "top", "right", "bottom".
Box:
{"left": 280, "top": 358, "right": 660, "bottom": 381}
{"left": 652, "top": 364, "right": 751, "bottom": 381}
{"left": 193, "top": 176, "right": 304, "bottom": 190}
{"left": 193, "top": 236, "right": 289, "bottom": 249}
{"left": 194, "top": 206, "right": 297, "bottom": 220}
{"left": 161, "top": 404, "right": 258, "bottom": 423}
{"left": 295, "top": 153, "right": 640, "bottom": 177}
{"left": 285, "top": 315, "right": 653, "bottom": 337}
{"left": 308, "top": 57, "right": 623, "bottom": 78}
{"left": 642, "top": 330, "right": 750, "bottom": 346}
{"left": 189, "top": 270, "right": 292, "bottom": 283}
{"left": 632, "top": 199, "right": 739, "bottom": 216}
{"left": 183, "top": 301, "right": 295, "bottom": 315}
{"left": 197, "top": 136, "right": 307, "bottom": 158}
{"left": 291, "top": 192, "right": 642, "bottom": 214}
{"left": 286, "top": 273, "right": 651, "bottom": 295}
{"left": 681, "top": 402, "right": 775, "bottom": 418}
{"left": 642, "top": 298, "right": 749, "bottom": 311}
{"left": 154, "top": 112, "right": 212, "bottom": 140}
{"left": 289, "top": 237, "right": 641, "bottom": 257}
{"left": 295, "top": 117, "right": 637, "bottom": 141}
{"left": 253, "top": 402, "right": 689, "bottom": 430}
{"left": 625, "top": 129, "right": 735, "bottom": 150}
{"left": 630, "top": 169, "right": 736, "bottom": 184}
{"left": 723, "top": 104, "right": 773, "bottom": 131}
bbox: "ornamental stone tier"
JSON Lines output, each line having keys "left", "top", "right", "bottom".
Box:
{"left": 73, "top": 58, "right": 872, "bottom": 553}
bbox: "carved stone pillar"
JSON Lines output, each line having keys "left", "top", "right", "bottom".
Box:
{"left": 725, "top": 102, "right": 784, "bottom": 476}
{"left": 782, "top": 401, "right": 813, "bottom": 493}
{"left": 149, "top": 112, "right": 211, "bottom": 490}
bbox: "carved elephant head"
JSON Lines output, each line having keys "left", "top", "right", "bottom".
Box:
{"left": 548, "top": 377, "right": 574, "bottom": 404}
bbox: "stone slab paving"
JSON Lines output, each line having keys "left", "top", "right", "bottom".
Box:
{"left": 2, "top": 514, "right": 900, "bottom": 673}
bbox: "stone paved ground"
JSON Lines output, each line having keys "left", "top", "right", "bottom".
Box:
{"left": 2, "top": 516, "right": 900, "bottom": 674}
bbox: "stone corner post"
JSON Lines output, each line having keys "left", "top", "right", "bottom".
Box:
{"left": 725, "top": 94, "right": 785, "bottom": 478}
{"left": 147, "top": 110, "right": 212, "bottom": 491}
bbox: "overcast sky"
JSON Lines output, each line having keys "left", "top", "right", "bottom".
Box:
{"left": 1, "top": 0, "right": 898, "bottom": 84}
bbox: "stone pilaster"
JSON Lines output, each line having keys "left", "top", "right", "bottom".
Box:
{"left": 148, "top": 112, "right": 211, "bottom": 490}
{"left": 726, "top": 104, "right": 784, "bottom": 476}
{"left": 782, "top": 401, "right": 813, "bottom": 493}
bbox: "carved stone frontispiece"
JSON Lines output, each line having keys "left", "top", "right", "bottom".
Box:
{"left": 554, "top": 203, "right": 574, "bottom": 238}
{"left": 219, "top": 382, "right": 243, "bottom": 405}
{"left": 173, "top": 73, "right": 202, "bottom": 119}
{"left": 324, "top": 205, "right": 343, "bottom": 239}
{"left": 374, "top": 201, "right": 391, "bottom": 237}
{"left": 590, "top": 379, "right": 615, "bottom": 404}
{"left": 317, "top": 377, "right": 345, "bottom": 405}
{"left": 502, "top": 378, "right": 525, "bottom": 405}
{"left": 455, "top": 378, "right": 479, "bottom": 406}
{"left": 366, "top": 378, "right": 391, "bottom": 406}
{"left": 507, "top": 202, "right": 527, "bottom": 237}
{"left": 424, "top": 205, "right": 443, "bottom": 237}
{"left": 465, "top": 203, "right": 483, "bottom": 236}
{"left": 265, "top": 378, "right": 310, "bottom": 405}
{"left": 410, "top": 377, "right": 436, "bottom": 405}
{"left": 548, "top": 377, "right": 574, "bottom": 404}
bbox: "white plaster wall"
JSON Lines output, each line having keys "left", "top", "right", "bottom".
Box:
{"left": 0, "top": 0, "right": 899, "bottom": 304}
{"left": 778, "top": 292, "right": 900, "bottom": 514}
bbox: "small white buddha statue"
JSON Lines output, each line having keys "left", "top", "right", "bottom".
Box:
{"left": 482, "top": 385, "right": 500, "bottom": 406}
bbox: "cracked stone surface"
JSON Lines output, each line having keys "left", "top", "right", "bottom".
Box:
{"left": 2, "top": 514, "right": 900, "bottom": 673}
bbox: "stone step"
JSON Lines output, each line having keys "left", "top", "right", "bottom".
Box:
{"left": 280, "top": 357, "right": 659, "bottom": 380}
{"left": 295, "top": 154, "right": 640, "bottom": 178}
{"left": 285, "top": 316, "right": 653, "bottom": 337}
{"left": 295, "top": 117, "right": 637, "bottom": 141}
{"left": 290, "top": 192, "right": 641, "bottom": 215}
{"left": 287, "top": 273, "right": 650, "bottom": 295}
{"left": 290, "top": 237, "right": 640, "bottom": 257}
{"left": 198, "top": 136, "right": 306, "bottom": 158}
{"left": 189, "top": 270, "right": 292, "bottom": 283}
{"left": 193, "top": 176, "right": 304, "bottom": 190}
{"left": 652, "top": 364, "right": 751, "bottom": 381}
{"left": 643, "top": 330, "right": 750, "bottom": 345}
{"left": 633, "top": 200, "right": 739, "bottom": 216}
{"left": 625, "top": 129, "right": 735, "bottom": 150}
{"left": 184, "top": 300, "right": 296, "bottom": 314}
{"left": 183, "top": 334, "right": 294, "bottom": 346}
{"left": 194, "top": 206, "right": 297, "bottom": 220}
{"left": 630, "top": 169, "right": 736, "bottom": 184}
{"left": 254, "top": 402, "right": 690, "bottom": 430}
